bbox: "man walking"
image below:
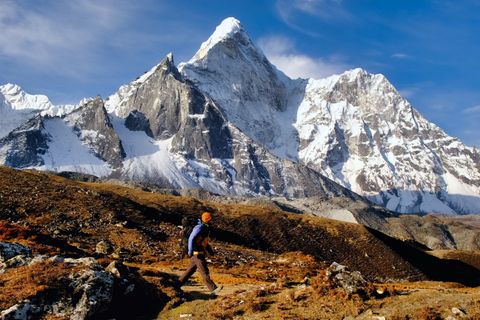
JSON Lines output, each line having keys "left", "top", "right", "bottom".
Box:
{"left": 179, "top": 212, "right": 222, "bottom": 294}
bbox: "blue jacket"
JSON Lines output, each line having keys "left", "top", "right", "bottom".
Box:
{"left": 188, "top": 219, "right": 213, "bottom": 256}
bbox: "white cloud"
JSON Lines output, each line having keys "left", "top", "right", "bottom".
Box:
{"left": 398, "top": 87, "right": 418, "bottom": 98}
{"left": 391, "top": 53, "right": 409, "bottom": 59}
{"left": 258, "top": 36, "right": 349, "bottom": 79}
{"left": 0, "top": 0, "right": 142, "bottom": 78}
{"left": 275, "top": 0, "right": 350, "bottom": 35}
{"left": 463, "top": 105, "right": 480, "bottom": 114}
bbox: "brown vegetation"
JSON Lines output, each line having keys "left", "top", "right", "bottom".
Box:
{"left": 0, "top": 261, "right": 77, "bottom": 311}
{"left": 1, "top": 166, "right": 480, "bottom": 319}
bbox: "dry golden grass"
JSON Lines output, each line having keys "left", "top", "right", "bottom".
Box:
{"left": 2, "top": 166, "right": 480, "bottom": 319}
{"left": 0, "top": 261, "right": 78, "bottom": 310}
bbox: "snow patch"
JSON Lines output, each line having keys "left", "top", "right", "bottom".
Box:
{"left": 37, "top": 118, "right": 112, "bottom": 176}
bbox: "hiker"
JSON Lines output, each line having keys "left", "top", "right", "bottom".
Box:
{"left": 179, "top": 212, "right": 222, "bottom": 294}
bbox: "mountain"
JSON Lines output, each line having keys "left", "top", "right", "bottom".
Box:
{"left": 106, "top": 53, "right": 355, "bottom": 198}
{"left": 0, "top": 83, "right": 78, "bottom": 139}
{"left": 179, "top": 17, "right": 480, "bottom": 214}
{"left": 0, "top": 17, "right": 479, "bottom": 214}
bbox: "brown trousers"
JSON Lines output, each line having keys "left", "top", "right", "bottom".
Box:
{"left": 179, "top": 254, "right": 217, "bottom": 291}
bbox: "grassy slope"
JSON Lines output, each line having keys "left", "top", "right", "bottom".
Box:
{"left": 1, "top": 166, "right": 480, "bottom": 319}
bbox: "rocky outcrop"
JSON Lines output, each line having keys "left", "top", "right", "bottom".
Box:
{"left": 0, "top": 116, "right": 49, "bottom": 168}
{"left": 1, "top": 256, "right": 115, "bottom": 320}
{"left": 326, "top": 262, "right": 369, "bottom": 295}
{"left": 64, "top": 97, "right": 125, "bottom": 168}
{"left": 0, "top": 242, "right": 33, "bottom": 273}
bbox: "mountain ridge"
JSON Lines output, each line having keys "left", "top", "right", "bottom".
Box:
{"left": 0, "top": 17, "right": 479, "bottom": 214}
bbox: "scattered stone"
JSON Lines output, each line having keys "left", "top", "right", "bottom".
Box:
{"left": 0, "top": 242, "right": 31, "bottom": 262}
{"left": 452, "top": 307, "right": 466, "bottom": 316}
{"left": 66, "top": 258, "right": 115, "bottom": 320}
{"left": 5, "top": 254, "right": 32, "bottom": 268}
{"left": 326, "top": 262, "right": 368, "bottom": 295}
{"left": 28, "top": 255, "right": 46, "bottom": 266}
{"left": 106, "top": 260, "right": 129, "bottom": 279}
{"left": 96, "top": 240, "right": 113, "bottom": 255}
{"left": 293, "top": 287, "right": 309, "bottom": 301}
{"left": 0, "top": 300, "right": 32, "bottom": 320}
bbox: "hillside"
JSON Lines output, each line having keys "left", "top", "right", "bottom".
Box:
{"left": 1, "top": 166, "right": 480, "bottom": 319}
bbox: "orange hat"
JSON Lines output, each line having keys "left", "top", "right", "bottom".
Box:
{"left": 201, "top": 212, "right": 212, "bottom": 223}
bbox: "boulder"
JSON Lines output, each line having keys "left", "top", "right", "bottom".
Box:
{"left": 326, "top": 262, "right": 368, "bottom": 295}
{"left": 0, "top": 242, "right": 31, "bottom": 262}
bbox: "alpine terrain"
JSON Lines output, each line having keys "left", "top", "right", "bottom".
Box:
{"left": 1, "top": 17, "right": 479, "bottom": 215}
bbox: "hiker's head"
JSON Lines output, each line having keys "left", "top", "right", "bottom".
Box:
{"left": 201, "top": 212, "right": 212, "bottom": 223}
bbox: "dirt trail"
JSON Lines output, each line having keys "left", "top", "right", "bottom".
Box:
{"left": 153, "top": 262, "right": 268, "bottom": 319}
{"left": 152, "top": 260, "right": 480, "bottom": 320}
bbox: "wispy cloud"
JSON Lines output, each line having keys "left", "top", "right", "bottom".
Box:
{"left": 463, "top": 105, "right": 480, "bottom": 114}
{"left": 275, "top": 0, "right": 350, "bottom": 36}
{"left": 0, "top": 0, "right": 170, "bottom": 79}
{"left": 391, "top": 53, "right": 410, "bottom": 59}
{"left": 398, "top": 87, "right": 418, "bottom": 99}
{"left": 258, "top": 36, "right": 349, "bottom": 79}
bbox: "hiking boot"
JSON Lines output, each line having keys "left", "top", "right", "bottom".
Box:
{"left": 210, "top": 285, "right": 223, "bottom": 295}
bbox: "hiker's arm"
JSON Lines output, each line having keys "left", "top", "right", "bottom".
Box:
{"left": 187, "top": 226, "right": 200, "bottom": 257}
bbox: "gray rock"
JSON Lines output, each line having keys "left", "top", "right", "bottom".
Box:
{"left": 64, "top": 97, "right": 125, "bottom": 168}
{"left": 326, "top": 262, "right": 368, "bottom": 295}
{"left": 105, "top": 260, "right": 129, "bottom": 278}
{"left": 0, "top": 116, "right": 48, "bottom": 168}
{"left": 452, "top": 307, "right": 466, "bottom": 316}
{"left": 4, "top": 255, "right": 32, "bottom": 268}
{"left": 0, "top": 242, "right": 31, "bottom": 262}
{"left": 0, "top": 300, "right": 32, "bottom": 320}
{"left": 124, "top": 110, "right": 153, "bottom": 137}
{"left": 69, "top": 261, "right": 114, "bottom": 320}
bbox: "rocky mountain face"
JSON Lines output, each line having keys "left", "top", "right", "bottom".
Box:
{"left": 0, "top": 116, "right": 49, "bottom": 168}
{"left": 106, "top": 54, "right": 355, "bottom": 198}
{"left": 294, "top": 70, "right": 480, "bottom": 214}
{"left": 0, "top": 17, "right": 479, "bottom": 214}
{"left": 64, "top": 97, "right": 125, "bottom": 168}
{"left": 179, "top": 17, "right": 480, "bottom": 214}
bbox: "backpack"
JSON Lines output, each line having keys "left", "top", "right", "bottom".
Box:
{"left": 180, "top": 216, "right": 198, "bottom": 257}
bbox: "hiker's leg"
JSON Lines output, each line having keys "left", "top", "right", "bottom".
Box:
{"left": 179, "top": 257, "right": 197, "bottom": 284}
{"left": 195, "top": 255, "right": 217, "bottom": 291}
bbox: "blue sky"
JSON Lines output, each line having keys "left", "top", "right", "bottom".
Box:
{"left": 1, "top": 0, "right": 479, "bottom": 146}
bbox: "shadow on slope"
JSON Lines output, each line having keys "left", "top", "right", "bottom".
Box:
{"left": 366, "top": 227, "right": 480, "bottom": 286}
{"left": 211, "top": 211, "right": 480, "bottom": 286}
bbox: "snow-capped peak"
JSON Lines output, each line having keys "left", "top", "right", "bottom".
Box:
{"left": 207, "top": 17, "right": 243, "bottom": 44}
{"left": 0, "top": 83, "right": 53, "bottom": 111}
{"left": 341, "top": 68, "right": 368, "bottom": 79}
{"left": 1, "top": 83, "right": 23, "bottom": 95}
{"left": 186, "top": 17, "right": 248, "bottom": 63}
